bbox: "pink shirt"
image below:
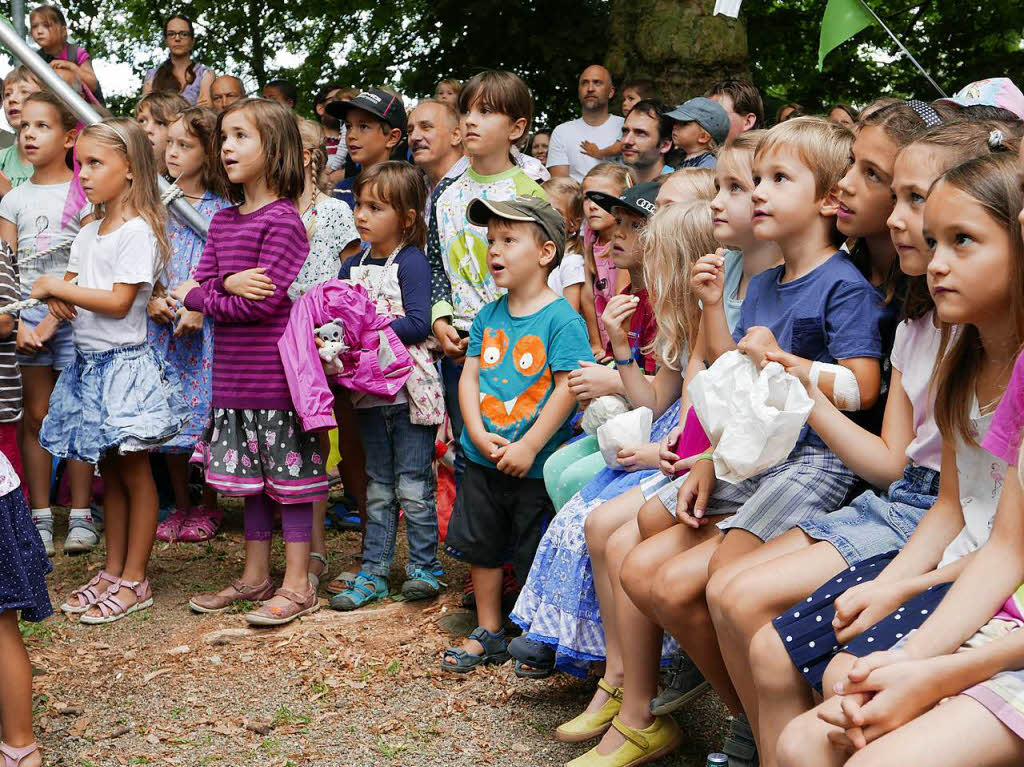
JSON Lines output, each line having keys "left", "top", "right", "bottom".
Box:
{"left": 586, "top": 225, "right": 617, "bottom": 348}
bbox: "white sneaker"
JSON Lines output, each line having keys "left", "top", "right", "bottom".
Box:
{"left": 34, "top": 516, "right": 55, "bottom": 557}
{"left": 64, "top": 516, "right": 100, "bottom": 554}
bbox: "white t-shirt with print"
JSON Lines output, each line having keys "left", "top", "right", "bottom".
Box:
{"left": 67, "top": 217, "right": 158, "bottom": 352}
{"left": 889, "top": 312, "right": 943, "bottom": 471}
{"left": 0, "top": 179, "right": 90, "bottom": 294}
{"left": 547, "top": 115, "right": 624, "bottom": 182}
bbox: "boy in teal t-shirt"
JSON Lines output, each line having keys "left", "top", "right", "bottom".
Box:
{"left": 442, "top": 195, "right": 591, "bottom": 673}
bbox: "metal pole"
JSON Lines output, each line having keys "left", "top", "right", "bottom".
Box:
{"left": 0, "top": 18, "right": 209, "bottom": 238}
{"left": 857, "top": 0, "right": 948, "bottom": 98}
{"left": 11, "top": 0, "right": 24, "bottom": 38}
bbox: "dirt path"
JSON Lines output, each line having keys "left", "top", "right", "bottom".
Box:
{"left": 29, "top": 506, "right": 728, "bottom": 766}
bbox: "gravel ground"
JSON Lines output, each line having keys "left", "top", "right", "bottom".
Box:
{"left": 29, "top": 504, "right": 730, "bottom": 766}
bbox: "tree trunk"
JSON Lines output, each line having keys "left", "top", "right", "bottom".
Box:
{"left": 606, "top": 0, "right": 749, "bottom": 106}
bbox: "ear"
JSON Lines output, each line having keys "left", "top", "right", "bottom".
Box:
{"left": 658, "top": 137, "right": 672, "bottom": 157}
{"left": 402, "top": 207, "right": 417, "bottom": 233}
{"left": 509, "top": 117, "right": 528, "bottom": 144}
{"left": 63, "top": 129, "right": 77, "bottom": 150}
{"left": 314, "top": 103, "right": 325, "bottom": 118}
{"left": 698, "top": 128, "right": 712, "bottom": 147}
{"left": 743, "top": 113, "right": 757, "bottom": 132}
{"left": 384, "top": 127, "right": 402, "bottom": 150}
{"left": 820, "top": 185, "right": 841, "bottom": 218}
{"left": 538, "top": 240, "right": 557, "bottom": 269}
{"left": 302, "top": 146, "right": 312, "bottom": 169}
{"left": 449, "top": 124, "right": 463, "bottom": 148}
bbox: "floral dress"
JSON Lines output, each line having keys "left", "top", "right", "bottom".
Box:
{"left": 148, "top": 192, "right": 230, "bottom": 452}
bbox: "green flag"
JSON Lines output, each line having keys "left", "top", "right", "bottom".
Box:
{"left": 818, "top": 0, "right": 876, "bottom": 69}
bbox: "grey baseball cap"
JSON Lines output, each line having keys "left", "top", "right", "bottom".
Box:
{"left": 466, "top": 195, "right": 567, "bottom": 261}
{"left": 665, "top": 97, "right": 730, "bottom": 145}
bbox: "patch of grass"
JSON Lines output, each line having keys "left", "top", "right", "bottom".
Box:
{"left": 229, "top": 599, "right": 255, "bottom": 614}
{"left": 32, "top": 694, "right": 49, "bottom": 717}
{"left": 19, "top": 621, "right": 54, "bottom": 641}
{"left": 375, "top": 736, "right": 408, "bottom": 759}
{"left": 309, "top": 679, "right": 328, "bottom": 696}
{"left": 272, "top": 704, "right": 310, "bottom": 727}
{"left": 259, "top": 737, "right": 283, "bottom": 755}
{"left": 80, "top": 760, "right": 98, "bottom": 767}
{"left": 385, "top": 659, "right": 401, "bottom": 676}
{"left": 169, "top": 707, "right": 186, "bottom": 719}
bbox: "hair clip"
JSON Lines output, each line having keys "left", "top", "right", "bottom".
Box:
{"left": 907, "top": 99, "right": 942, "bottom": 128}
{"left": 988, "top": 129, "right": 1006, "bottom": 150}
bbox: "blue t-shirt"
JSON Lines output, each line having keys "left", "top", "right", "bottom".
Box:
{"left": 733, "top": 251, "right": 883, "bottom": 448}
{"left": 461, "top": 295, "right": 592, "bottom": 477}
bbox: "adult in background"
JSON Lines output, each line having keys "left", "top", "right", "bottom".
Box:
{"left": 408, "top": 99, "right": 463, "bottom": 223}
{"left": 548, "top": 64, "right": 623, "bottom": 182}
{"left": 210, "top": 75, "right": 244, "bottom": 112}
{"left": 143, "top": 14, "right": 215, "bottom": 107}
{"left": 620, "top": 99, "right": 672, "bottom": 182}
{"left": 263, "top": 79, "right": 297, "bottom": 109}
{"left": 705, "top": 77, "right": 763, "bottom": 140}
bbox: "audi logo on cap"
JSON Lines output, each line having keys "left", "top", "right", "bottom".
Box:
{"left": 358, "top": 91, "right": 382, "bottom": 104}
{"left": 636, "top": 198, "right": 656, "bottom": 214}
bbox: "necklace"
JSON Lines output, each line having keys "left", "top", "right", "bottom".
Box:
{"left": 301, "top": 189, "right": 322, "bottom": 219}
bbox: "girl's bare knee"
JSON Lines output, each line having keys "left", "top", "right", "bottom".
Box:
{"left": 776, "top": 710, "right": 826, "bottom": 767}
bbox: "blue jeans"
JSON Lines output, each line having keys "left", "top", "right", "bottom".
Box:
{"left": 439, "top": 356, "right": 466, "bottom": 487}
{"left": 355, "top": 402, "right": 441, "bottom": 579}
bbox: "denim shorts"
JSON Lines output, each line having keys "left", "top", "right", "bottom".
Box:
{"left": 15, "top": 303, "right": 74, "bottom": 370}
{"left": 798, "top": 464, "right": 940, "bottom": 565}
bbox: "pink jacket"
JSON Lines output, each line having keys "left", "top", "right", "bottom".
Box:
{"left": 278, "top": 279, "right": 414, "bottom": 432}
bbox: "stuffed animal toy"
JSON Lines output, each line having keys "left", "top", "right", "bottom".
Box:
{"left": 315, "top": 320, "right": 349, "bottom": 375}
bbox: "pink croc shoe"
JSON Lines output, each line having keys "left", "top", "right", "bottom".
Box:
{"left": 177, "top": 506, "right": 224, "bottom": 543}
{"left": 156, "top": 508, "right": 189, "bottom": 542}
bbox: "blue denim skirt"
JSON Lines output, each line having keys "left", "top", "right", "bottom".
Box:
{"left": 40, "top": 343, "right": 189, "bottom": 463}
{"left": 798, "top": 464, "right": 940, "bottom": 565}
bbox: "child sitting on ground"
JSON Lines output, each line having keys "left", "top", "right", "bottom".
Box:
{"left": 441, "top": 195, "right": 591, "bottom": 672}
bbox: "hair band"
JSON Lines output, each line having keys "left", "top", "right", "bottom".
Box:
{"left": 907, "top": 99, "right": 942, "bottom": 128}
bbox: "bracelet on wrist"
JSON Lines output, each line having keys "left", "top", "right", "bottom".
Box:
{"left": 694, "top": 451, "right": 715, "bottom": 463}
{"left": 614, "top": 355, "right": 635, "bottom": 369}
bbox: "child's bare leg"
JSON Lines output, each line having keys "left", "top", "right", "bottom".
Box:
{"left": 649, "top": 534, "right": 744, "bottom": 713}
{"left": 19, "top": 366, "right": 56, "bottom": 511}
{"left": 845, "top": 695, "right": 1024, "bottom": 767}
{"left": 165, "top": 453, "right": 192, "bottom": 511}
{"left": 776, "top": 698, "right": 848, "bottom": 767}
{"left": 446, "top": 565, "right": 502, "bottom": 660}
{"left": 0, "top": 611, "right": 40, "bottom": 766}
{"left": 97, "top": 455, "right": 128, "bottom": 576}
{"left": 85, "top": 452, "right": 157, "bottom": 616}
{"left": 581, "top": 486, "right": 645, "bottom": 705}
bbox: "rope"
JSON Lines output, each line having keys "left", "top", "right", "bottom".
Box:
{"left": 160, "top": 180, "right": 183, "bottom": 206}
{"left": 0, "top": 240, "right": 78, "bottom": 316}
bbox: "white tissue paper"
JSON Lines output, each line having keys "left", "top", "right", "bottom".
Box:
{"left": 581, "top": 395, "right": 632, "bottom": 435}
{"left": 597, "top": 407, "right": 653, "bottom": 470}
{"left": 688, "top": 350, "right": 814, "bottom": 483}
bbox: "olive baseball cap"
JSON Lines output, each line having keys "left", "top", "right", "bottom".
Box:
{"left": 585, "top": 180, "right": 659, "bottom": 219}
{"left": 466, "top": 195, "right": 567, "bottom": 261}
{"left": 665, "top": 97, "right": 731, "bottom": 145}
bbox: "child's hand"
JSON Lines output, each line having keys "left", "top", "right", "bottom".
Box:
{"left": 674, "top": 458, "right": 716, "bottom": 528}
{"left": 494, "top": 439, "right": 538, "bottom": 478}
{"left": 737, "top": 326, "right": 782, "bottom": 369}
{"left": 601, "top": 293, "right": 640, "bottom": 349}
{"left": 567, "top": 360, "right": 621, "bottom": 402}
{"left": 223, "top": 268, "right": 275, "bottom": 300}
{"left": 472, "top": 431, "right": 510, "bottom": 464}
{"left": 659, "top": 426, "right": 682, "bottom": 476}
{"left": 147, "top": 297, "right": 176, "bottom": 324}
{"left": 591, "top": 344, "right": 612, "bottom": 364}
{"left": 34, "top": 313, "right": 60, "bottom": 343}
{"left": 47, "top": 298, "right": 76, "bottom": 322}
{"left": 173, "top": 308, "right": 204, "bottom": 337}
{"left": 16, "top": 321, "right": 44, "bottom": 354}
{"left": 433, "top": 319, "right": 468, "bottom": 362}
{"left": 763, "top": 349, "right": 812, "bottom": 388}
{"left": 50, "top": 59, "right": 82, "bottom": 80}
{"left": 170, "top": 279, "right": 200, "bottom": 303}
{"left": 690, "top": 250, "right": 727, "bottom": 307}
{"left": 29, "top": 274, "right": 59, "bottom": 300}
{"left": 831, "top": 580, "right": 910, "bottom": 645}
{"left": 815, "top": 691, "right": 873, "bottom": 754}
{"left": 580, "top": 140, "right": 603, "bottom": 159}
{"left": 616, "top": 442, "right": 661, "bottom": 472}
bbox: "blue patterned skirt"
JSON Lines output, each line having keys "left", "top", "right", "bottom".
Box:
{"left": 510, "top": 399, "right": 682, "bottom": 677}
{"left": 0, "top": 486, "right": 52, "bottom": 622}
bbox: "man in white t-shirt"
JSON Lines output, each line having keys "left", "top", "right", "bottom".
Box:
{"left": 547, "top": 65, "right": 624, "bottom": 182}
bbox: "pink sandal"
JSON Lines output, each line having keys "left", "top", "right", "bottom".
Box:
{"left": 244, "top": 586, "right": 319, "bottom": 626}
{"left": 79, "top": 579, "right": 153, "bottom": 625}
{"left": 61, "top": 570, "right": 120, "bottom": 614}
{"left": 155, "top": 508, "right": 189, "bottom": 542}
{"left": 177, "top": 506, "right": 224, "bottom": 543}
{"left": 1, "top": 743, "right": 39, "bottom": 767}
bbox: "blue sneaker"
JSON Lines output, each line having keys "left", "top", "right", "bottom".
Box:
{"left": 329, "top": 571, "right": 387, "bottom": 611}
{"left": 401, "top": 568, "right": 443, "bottom": 600}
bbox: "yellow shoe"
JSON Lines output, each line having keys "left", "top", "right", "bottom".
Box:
{"left": 555, "top": 678, "right": 623, "bottom": 742}
{"left": 565, "top": 715, "right": 682, "bottom": 767}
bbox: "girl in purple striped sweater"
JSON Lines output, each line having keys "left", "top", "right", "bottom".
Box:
{"left": 170, "top": 98, "right": 328, "bottom": 627}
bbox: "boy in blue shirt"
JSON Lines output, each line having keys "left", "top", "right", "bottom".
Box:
{"left": 442, "top": 196, "right": 592, "bottom": 673}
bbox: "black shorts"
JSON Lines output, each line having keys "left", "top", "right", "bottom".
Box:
{"left": 444, "top": 461, "right": 554, "bottom": 580}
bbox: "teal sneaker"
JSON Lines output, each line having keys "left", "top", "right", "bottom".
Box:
{"left": 329, "top": 571, "right": 388, "bottom": 611}
{"left": 401, "top": 568, "right": 443, "bottom": 600}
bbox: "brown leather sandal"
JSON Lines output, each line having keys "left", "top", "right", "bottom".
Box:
{"left": 189, "top": 578, "right": 275, "bottom": 614}
{"left": 244, "top": 586, "right": 320, "bottom": 626}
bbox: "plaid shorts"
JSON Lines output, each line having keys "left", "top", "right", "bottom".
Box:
{"left": 647, "top": 444, "right": 856, "bottom": 542}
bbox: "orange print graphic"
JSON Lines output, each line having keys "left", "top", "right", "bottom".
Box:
{"left": 480, "top": 327, "right": 509, "bottom": 369}
{"left": 480, "top": 368, "right": 553, "bottom": 428}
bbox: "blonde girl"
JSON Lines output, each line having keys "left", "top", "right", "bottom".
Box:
{"left": 542, "top": 176, "right": 586, "bottom": 311}
{"left": 33, "top": 118, "right": 186, "bottom": 625}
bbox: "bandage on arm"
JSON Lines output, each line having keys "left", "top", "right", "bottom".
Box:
{"left": 810, "top": 361, "right": 861, "bottom": 411}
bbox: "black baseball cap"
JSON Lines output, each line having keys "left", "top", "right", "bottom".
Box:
{"left": 326, "top": 89, "right": 407, "bottom": 131}
{"left": 585, "top": 181, "right": 659, "bottom": 219}
{"left": 466, "top": 195, "right": 567, "bottom": 261}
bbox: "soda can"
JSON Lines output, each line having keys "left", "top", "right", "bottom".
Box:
{"left": 707, "top": 754, "right": 729, "bottom": 767}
